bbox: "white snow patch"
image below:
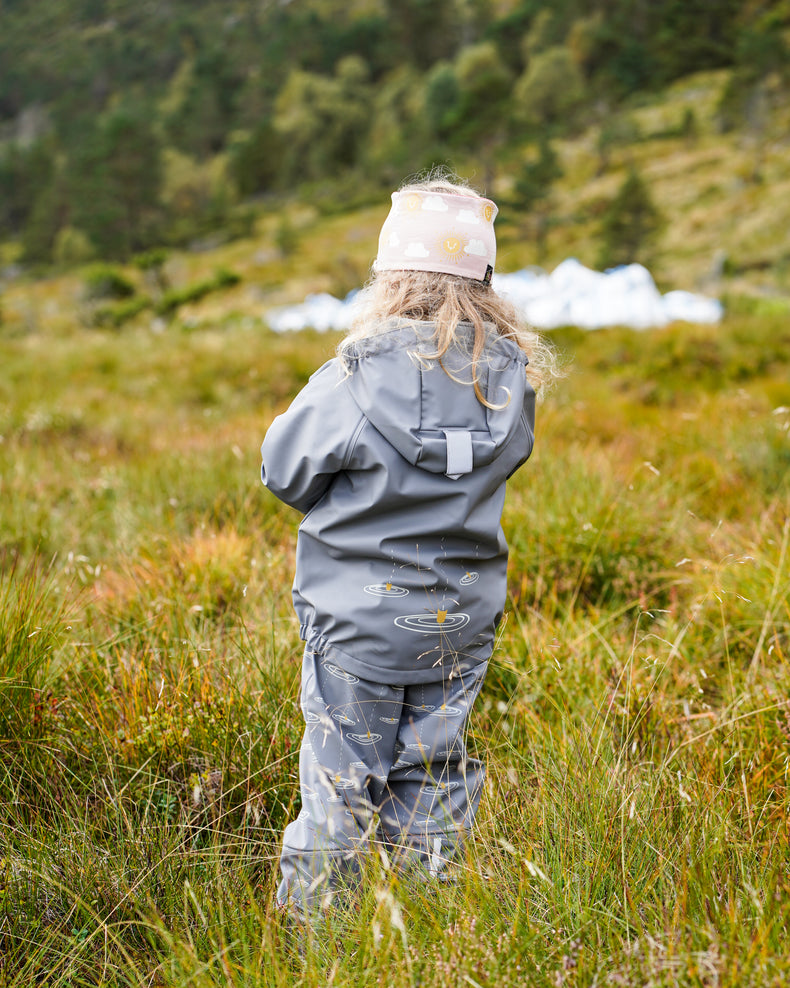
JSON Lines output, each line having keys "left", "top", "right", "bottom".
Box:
{"left": 265, "top": 259, "right": 724, "bottom": 333}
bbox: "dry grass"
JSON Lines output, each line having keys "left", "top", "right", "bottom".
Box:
{"left": 1, "top": 301, "right": 788, "bottom": 985}
{"left": 1, "top": 67, "right": 789, "bottom": 984}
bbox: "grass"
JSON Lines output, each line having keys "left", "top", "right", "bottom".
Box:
{"left": 1, "top": 61, "right": 788, "bottom": 985}
{"left": 0, "top": 299, "right": 788, "bottom": 986}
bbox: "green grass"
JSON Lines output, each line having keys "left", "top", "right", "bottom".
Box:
{"left": 0, "top": 310, "right": 788, "bottom": 986}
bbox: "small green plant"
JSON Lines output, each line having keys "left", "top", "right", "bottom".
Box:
{"left": 132, "top": 248, "right": 170, "bottom": 295}
{"left": 0, "top": 556, "right": 69, "bottom": 744}
{"left": 680, "top": 105, "right": 698, "bottom": 143}
{"left": 132, "top": 248, "right": 169, "bottom": 273}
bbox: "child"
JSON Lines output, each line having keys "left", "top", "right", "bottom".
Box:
{"left": 261, "top": 174, "right": 555, "bottom": 920}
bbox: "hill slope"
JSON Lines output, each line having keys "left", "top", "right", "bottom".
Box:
{"left": 2, "top": 67, "right": 790, "bottom": 339}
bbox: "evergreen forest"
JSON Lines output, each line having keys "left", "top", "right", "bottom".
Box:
{"left": 1, "top": 0, "right": 788, "bottom": 264}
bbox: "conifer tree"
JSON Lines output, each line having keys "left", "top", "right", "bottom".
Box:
{"left": 509, "top": 136, "right": 562, "bottom": 261}
{"left": 66, "top": 105, "right": 163, "bottom": 259}
{"left": 597, "top": 167, "right": 663, "bottom": 269}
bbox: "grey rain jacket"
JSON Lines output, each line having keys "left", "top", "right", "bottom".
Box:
{"left": 260, "top": 321, "right": 535, "bottom": 685}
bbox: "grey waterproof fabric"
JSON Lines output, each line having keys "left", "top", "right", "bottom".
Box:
{"left": 277, "top": 644, "right": 488, "bottom": 915}
{"left": 260, "top": 320, "right": 535, "bottom": 686}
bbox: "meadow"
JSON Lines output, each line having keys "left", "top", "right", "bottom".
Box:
{"left": 1, "top": 283, "right": 788, "bottom": 987}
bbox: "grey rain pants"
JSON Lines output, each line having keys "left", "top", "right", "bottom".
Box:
{"left": 277, "top": 645, "right": 488, "bottom": 916}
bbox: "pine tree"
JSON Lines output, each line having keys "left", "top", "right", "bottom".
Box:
{"left": 508, "top": 136, "right": 563, "bottom": 261}
{"left": 66, "top": 104, "right": 163, "bottom": 258}
{"left": 597, "top": 168, "right": 663, "bottom": 269}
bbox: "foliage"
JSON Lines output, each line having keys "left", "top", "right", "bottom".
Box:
{"left": 164, "top": 48, "right": 242, "bottom": 159}
{"left": 595, "top": 113, "right": 642, "bottom": 174}
{"left": 19, "top": 170, "right": 66, "bottom": 264}
{"left": 451, "top": 42, "right": 514, "bottom": 146}
{"left": 423, "top": 61, "right": 461, "bottom": 143}
{"left": 1, "top": 0, "right": 783, "bottom": 263}
{"left": 273, "top": 55, "right": 373, "bottom": 183}
{"left": 365, "top": 65, "right": 431, "bottom": 181}
{"left": 82, "top": 264, "right": 136, "bottom": 301}
{"left": 0, "top": 557, "right": 70, "bottom": 744}
{"left": 514, "top": 44, "right": 587, "bottom": 130}
{"left": 156, "top": 268, "right": 241, "bottom": 317}
{"left": 274, "top": 215, "right": 299, "bottom": 258}
{"left": 715, "top": 7, "right": 790, "bottom": 159}
{"left": 0, "top": 294, "right": 788, "bottom": 983}
{"left": 64, "top": 104, "right": 164, "bottom": 259}
{"left": 89, "top": 295, "right": 151, "bottom": 330}
{"left": 505, "top": 136, "right": 563, "bottom": 260}
{"left": 381, "top": 0, "right": 465, "bottom": 69}
{"left": 508, "top": 137, "right": 562, "bottom": 215}
{"left": 226, "top": 120, "right": 283, "bottom": 198}
{"left": 597, "top": 167, "right": 664, "bottom": 269}
{"left": 53, "top": 226, "right": 95, "bottom": 267}
{"left": 157, "top": 148, "right": 240, "bottom": 248}
{"left": 0, "top": 139, "right": 55, "bottom": 239}
{"left": 133, "top": 249, "right": 170, "bottom": 274}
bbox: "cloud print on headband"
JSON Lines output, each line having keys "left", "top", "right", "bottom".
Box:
{"left": 374, "top": 190, "right": 497, "bottom": 282}
{"left": 465, "top": 239, "right": 488, "bottom": 256}
{"left": 422, "top": 195, "right": 449, "bottom": 212}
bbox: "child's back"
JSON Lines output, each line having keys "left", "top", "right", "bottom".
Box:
{"left": 261, "top": 175, "right": 556, "bottom": 921}
{"left": 262, "top": 318, "right": 534, "bottom": 685}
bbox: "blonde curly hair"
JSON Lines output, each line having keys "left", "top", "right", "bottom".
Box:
{"left": 338, "top": 173, "right": 561, "bottom": 405}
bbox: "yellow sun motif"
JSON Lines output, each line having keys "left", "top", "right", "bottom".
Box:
{"left": 438, "top": 232, "right": 468, "bottom": 262}
{"left": 483, "top": 202, "right": 494, "bottom": 223}
{"left": 404, "top": 193, "right": 422, "bottom": 211}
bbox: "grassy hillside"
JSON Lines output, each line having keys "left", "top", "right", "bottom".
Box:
{"left": 1, "top": 43, "right": 790, "bottom": 985}
{"left": 2, "top": 68, "right": 790, "bottom": 344}
{"left": 4, "top": 0, "right": 767, "bottom": 265}
{"left": 1, "top": 271, "right": 789, "bottom": 985}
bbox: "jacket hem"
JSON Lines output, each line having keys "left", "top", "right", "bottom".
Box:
{"left": 299, "top": 625, "right": 491, "bottom": 686}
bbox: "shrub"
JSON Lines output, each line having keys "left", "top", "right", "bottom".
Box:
{"left": 82, "top": 264, "right": 136, "bottom": 301}
{"left": 90, "top": 295, "right": 151, "bottom": 330}
{"left": 133, "top": 248, "right": 169, "bottom": 272}
{"left": 156, "top": 268, "right": 241, "bottom": 317}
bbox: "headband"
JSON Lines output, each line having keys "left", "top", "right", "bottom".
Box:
{"left": 373, "top": 189, "right": 498, "bottom": 283}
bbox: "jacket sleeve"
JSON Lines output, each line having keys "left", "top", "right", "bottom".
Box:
{"left": 260, "top": 361, "right": 363, "bottom": 515}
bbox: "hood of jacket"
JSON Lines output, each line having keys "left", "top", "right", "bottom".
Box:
{"left": 343, "top": 322, "right": 532, "bottom": 478}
